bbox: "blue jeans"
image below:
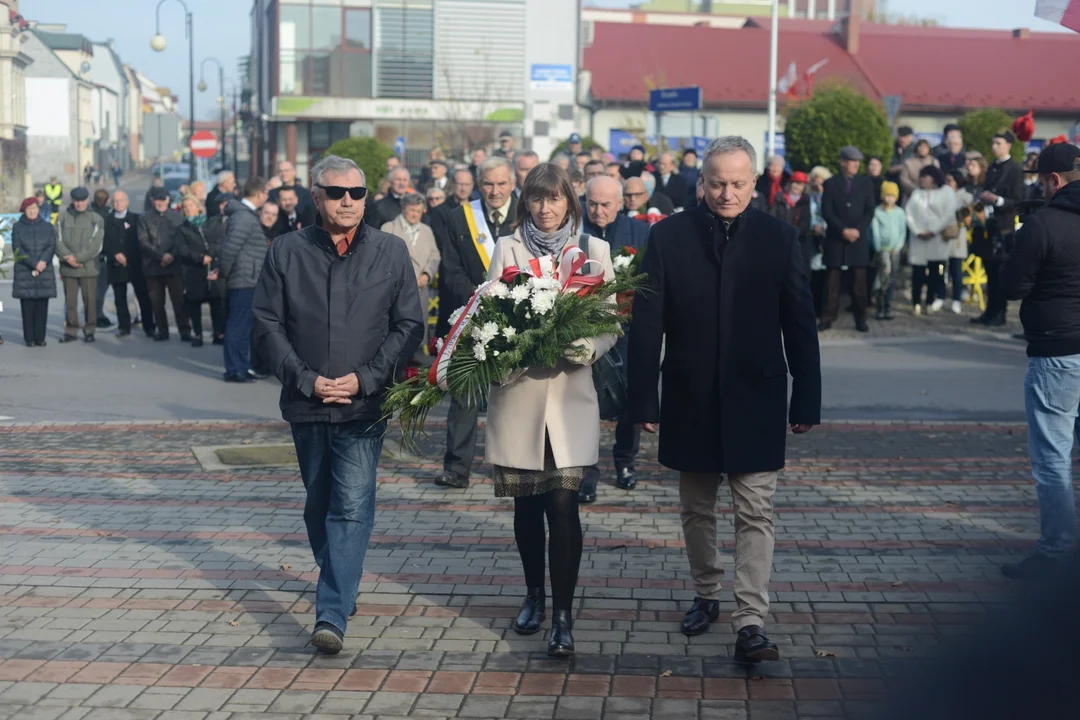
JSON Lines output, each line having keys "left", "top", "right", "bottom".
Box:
{"left": 224, "top": 287, "right": 255, "bottom": 378}
{"left": 292, "top": 419, "right": 385, "bottom": 632}
{"left": 1025, "top": 356, "right": 1080, "bottom": 561}
{"left": 948, "top": 257, "right": 965, "bottom": 302}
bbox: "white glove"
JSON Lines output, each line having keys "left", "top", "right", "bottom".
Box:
{"left": 564, "top": 338, "right": 596, "bottom": 365}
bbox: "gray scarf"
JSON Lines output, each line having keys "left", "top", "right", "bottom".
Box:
{"left": 520, "top": 216, "right": 575, "bottom": 258}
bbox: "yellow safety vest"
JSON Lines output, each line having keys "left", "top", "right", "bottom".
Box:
{"left": 44, "top": 183, "right": 63, "bottom": 202}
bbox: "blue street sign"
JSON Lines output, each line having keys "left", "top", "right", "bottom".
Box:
{"left": 648, "top": 87, "right": 702, "bottom": 112}
{"left": 1026, "top": 139, "right": 1045, "bottom": 154}
{"left": 394, "top": 136, "right": 406, "bottom": 157}
{"left": 693, "top": 136, "right": 710, "bottom": 155}
{"left": 764, "top": 132, "right": 786, "bottom": 158}
{"left": 529, "top": 64, "right": 574, "bottom": 91}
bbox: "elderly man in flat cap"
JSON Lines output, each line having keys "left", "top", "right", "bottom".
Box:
{"left": 55, "top": 186, "right": 104, "bottom": 343}
{"left": 818, "top": 146, "right": 877, "bottom": 333}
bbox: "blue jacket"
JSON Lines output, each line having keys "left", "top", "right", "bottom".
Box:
{"left": 582, "top": 213, "right": 648, "bottom": 252}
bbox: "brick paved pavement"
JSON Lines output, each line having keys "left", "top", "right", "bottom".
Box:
{"left": 0, "top": 419, "right": 1042, "bottom": 719}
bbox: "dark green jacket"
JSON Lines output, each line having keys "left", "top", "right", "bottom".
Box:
{"left": 55, "top": 205, "right": 104, "bottom": 279}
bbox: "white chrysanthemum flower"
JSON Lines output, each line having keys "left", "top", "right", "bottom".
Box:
{"left": 473, "top": 344, "right": 487, "bottom": 362}
{"left": 510, "top": 285, "right": 531, "bottom": 304}
{"left": 612, "top": 255, "right": 632, "bottom": 271}
{"left": 488, "top": 282, "right": 510, "bottom": 299}
{"left": 435, "top": 338, "right": 444, "bottom": 353}
{"left": 448, "top": 306, "right": 466, "bottom": 326}
{"left": 527, "top": 276, "right": 561, "bottom": 292}
{"left": 530, "top": 289, "right": 558, "bottom": 315}
{"left": 502, "top": 326, "right": 517, "bottom": 340}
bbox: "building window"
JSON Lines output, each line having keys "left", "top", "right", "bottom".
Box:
{"left": 374, "top": 6, "right": 434, "bottom": 99}
{"left": 277, "top": 4, "right": 372, "bottom": 99}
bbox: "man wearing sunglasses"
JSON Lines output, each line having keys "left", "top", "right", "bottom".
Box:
{"left": 252, "top": 155, "right": 424, "bottom": 655}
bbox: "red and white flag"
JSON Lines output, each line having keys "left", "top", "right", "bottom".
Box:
{"left": 776, "top": 61, "right": 798, "bottom": 98}
{"left": 1036, "top": 0, "right": 1080, "bottom": 32}
{"left": 803, "top": 59, "right": 830, "bottom": 97}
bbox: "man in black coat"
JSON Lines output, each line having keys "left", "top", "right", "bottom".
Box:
{"left": 272, "top": 186, "right": 316, "bottom": 238}
{"left": 627, "top": 136, "right": 821, "bottom": 663}
{"left": 426, "top": 168, "right": 474, "bottom": 253}
{"left": 972, "top": 130, "right": 1026, "bottom": 326}
{"left": 252, "top": 154, "right": 424, "bottom": 654}
{"left": 102, "top": 190, "right": 153, "bottom": 337}
{"left": 366, "top": 166, "right": 411, "bottom": 230}
{"left": 654, "top": 152, "right": 688, "bottom": 210}
{"left": 998, "top": 142, "right": 1080, "bottom": 580}
{"left": 819, "top": 146, "right": 876, "bottom": 332}
{"left": 432, "top": 156, "right": 518, "bottom": 490}
{"left": 206, "top": 171, "right": 237, "bottom": 218}
{"left": 268, "top": 161, "right": 315, "bottom": 217}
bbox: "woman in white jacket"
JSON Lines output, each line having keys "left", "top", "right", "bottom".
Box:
{"left": 906, "top": 165, "right": 957, "bottom": 315}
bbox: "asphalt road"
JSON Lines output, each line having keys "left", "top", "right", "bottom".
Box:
{"left": 0, "top": 273, "right": 1028, "bottom": 423}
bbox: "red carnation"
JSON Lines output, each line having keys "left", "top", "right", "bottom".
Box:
{"left": 623, "top": 246, "right": 637, "bottom": 255}
{"left": 405, "top": 366, "right": 420, "bottom": 385}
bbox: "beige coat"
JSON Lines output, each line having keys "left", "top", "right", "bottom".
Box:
{"left": 484, "top": 231, "right": 617, "bottom": 471}
{"left": 382, "top": 215, "right": 440, "bottom": 284}
{"left": 900, "top": 155, "right": 940, "bottom": 198}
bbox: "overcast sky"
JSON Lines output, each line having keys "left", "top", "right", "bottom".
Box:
{"left": 18, "top": 0, "right": 1068, "bottom": 119}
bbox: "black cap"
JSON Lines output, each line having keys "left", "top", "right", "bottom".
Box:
{"left": 499, "top": 130, "right": 512, "bottom": 139}
{"left": 70, "top": 187, "right": 89, "bottom": 201}
{"left": 568, "top": 132, "right": 582, "bottom": 144}
{"left": 150, "top": 186, "right": 170, "bottom": 201}
{"left": 897, "top": 126, "right": 914, "bottom": 137}
{"left": 1037, "top": 143, "right": 1080, "bottom": 174}
{"left": 995, "top": 130, "right": 1017, "bottom": 145}
{"left": 630, "top": 144, "right": 646, "bottom": 154}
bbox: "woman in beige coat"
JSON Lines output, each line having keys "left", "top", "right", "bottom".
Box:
{"left": 900, "top": 138, "right": 940, "bottom": 200}
{"left": 383, "top": 193, "right": 439, "bottom": 350}
{"left": 485, "top": 163, "right": 616, "bottom": 658}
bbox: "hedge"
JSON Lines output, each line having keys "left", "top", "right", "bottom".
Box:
{"left": 323, "top": 137, "right": 397, "bottom": 189}
{"left": 782, "top": 83, "right": 894, "bottom": 173}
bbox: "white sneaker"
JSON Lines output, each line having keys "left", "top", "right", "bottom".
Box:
{"left": 929, "top": 299, "right": 944, "bottom": 313}
{"left": 913, "top": 304, "right": 922, "bottom": 316}
{"left": 951, "top": 300, "right": 962, "bottom": 314}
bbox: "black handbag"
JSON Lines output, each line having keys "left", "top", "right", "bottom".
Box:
{"left": 593, "top": 342, "right": 626, "bottom": 421}
{"left": 579, "top": 234, "right": 627, "bottom": 420}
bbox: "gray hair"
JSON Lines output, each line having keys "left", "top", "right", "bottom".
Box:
{"left": 477, "top": 155, "right": 512, "bottom": 178}
{"left": 425, "top": 186, "right": 446, "bottom": 200}
{"left": 514, "top": 150, "right": 539, "bottom": 169}
{"left": 310, "top": 155, "right": 366, "bottom": 187}
{"left": 767, "top": 154, "right": 785, "bottom": 167}
{"left": 400, "top": 192, "right": 425, "bottom": 209}
{"left": 216, "top": 170, "right": 235, "bottom": 185}
{"left": 388, "top": 166, "right": 411, "bottom": 181}
{"left": 701, "top": 136, "right": 758, "bottom": 174}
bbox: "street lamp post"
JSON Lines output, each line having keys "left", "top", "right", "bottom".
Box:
{"left": 150, "top": 0, "right": 196, "bottom": 184}
{"left": 199, "top": 58, "right": 227, "bottom": 170}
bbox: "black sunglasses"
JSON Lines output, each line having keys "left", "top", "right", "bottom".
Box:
{"left": 316, "top": 184, "right": 367, "bottom": 201}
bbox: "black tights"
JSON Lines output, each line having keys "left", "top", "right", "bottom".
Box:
{"left": 513, "top": 489, "right": 583, "bottom": 613}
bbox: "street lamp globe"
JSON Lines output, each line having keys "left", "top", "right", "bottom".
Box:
{"left": 197, "top": 80, "right": 207, "bottom": 92}
{"left": 150, "top": 34, "right": 167, "bottom": 52}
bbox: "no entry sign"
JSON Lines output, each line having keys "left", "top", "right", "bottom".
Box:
{"left": 190, "top": 130, "right": 218, "bottom": 159}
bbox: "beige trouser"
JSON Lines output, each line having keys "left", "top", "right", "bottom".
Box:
{"left": 679, "top": 471, "right": 778, "bottom": 630}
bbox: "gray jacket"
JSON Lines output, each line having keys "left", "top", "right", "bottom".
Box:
{"left": 55, "top": 205, "right": 104, "bottom": 279}
{"left": 219, "top": 198, "right": 266, "bottom": 290}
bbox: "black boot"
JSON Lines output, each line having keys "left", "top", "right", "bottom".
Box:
{"left": 512, "top": 588, "right": 545, "bottom": 635}
{"left": 734, "top": 624, "right": 780, "bottom": 663}
{"left": 548, "top": 609, "right": 574, "bottom": 657}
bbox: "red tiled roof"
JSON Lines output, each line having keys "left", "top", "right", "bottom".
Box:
{"left": 583, "top": 21, "right": 1080, "bottom": 112}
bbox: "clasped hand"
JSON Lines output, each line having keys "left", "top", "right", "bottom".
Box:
{"left": 314, "top": 374, "right": 360, "bottom": 404}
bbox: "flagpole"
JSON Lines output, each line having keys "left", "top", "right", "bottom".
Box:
{"left": 767, "top": 0, "right": 779, "bottom": 163}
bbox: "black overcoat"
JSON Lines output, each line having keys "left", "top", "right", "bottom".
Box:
{"left": 820, "top": 174, "right": 876, "bottom": 269}
{"left": 626, "top": 203, "right": 822, "bottom": 474}
{"left": 103, "top": 212, "right": 141, "bottom": 284}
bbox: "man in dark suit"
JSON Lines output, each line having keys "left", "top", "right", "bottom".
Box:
{"left": 579, "top": 176, "right": 650, "bottom": 503}
{"left": 426, "top": 168, "right": 474, "bottom": 253}
{"left": 432, "top": 156, "right": 518, "bottom": 490}
{"left": 271, "top": 186, "right": 316, "bottom": 238}
{"left": 819, "top": 146, "right": 877, "bottom": 332}
{"left": 421, "top": 160, "right": 450, "bottom": 194}
{"left": 366, "top": 167, "right": 412, "bottom": 229}
{"left": 627, "top": 135, "right": 821, "bottom": 663}
{"left": 972, "top": 130, "right": 1026, "bottom": 326}
{"left": 654, "top": 152, "right": 689, "bottom": 211}
{"left": 268, "top": 161, "right": 314, "bottom": 219}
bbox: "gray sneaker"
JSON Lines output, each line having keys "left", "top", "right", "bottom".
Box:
{"left": 311, "top": 621, "right": 343, "bottom": 654}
